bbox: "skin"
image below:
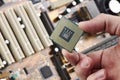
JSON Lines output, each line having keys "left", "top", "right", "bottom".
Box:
{"left": 62, "top": 14, "right": 120, "bottom": 80}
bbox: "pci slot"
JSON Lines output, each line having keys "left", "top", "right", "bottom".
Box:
{"left": 0, "top": 57, "right": 4, "bottom": 69}
{"left": 0, "top": 12, "right": 24, "bottom": 61}
{"left": 4, "top": 8, "right": 34, "bottom": 56}
{"left": 0, "top": 32, "right": 15, "bottom": 64}
{"left": 14, "top": 4, "right": 44, "bottom": 52}
{"left": 23, "top": 1, "right": 53, "bottom": 48}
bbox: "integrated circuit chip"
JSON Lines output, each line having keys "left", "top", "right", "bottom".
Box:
{"left": 59, "top": 26, "right": 74, "bottom": 42}
{"left": 39, "top": 66, "right": 53, "bottom": 79}
{"left": 50, "top": 17, "right": 84, "bottom": 52}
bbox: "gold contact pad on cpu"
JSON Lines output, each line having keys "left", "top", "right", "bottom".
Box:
{"left": 50, "top": 17, "right": 84, "bottom": 52}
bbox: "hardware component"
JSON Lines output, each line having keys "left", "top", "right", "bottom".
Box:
{"left": 0, "top": 32, "right": 15, "bottom": 64}
{"left": 2, "top": 60, "right": 7, "bottom": 66}
{"left": 65, "top": 63, "right": 72, "bottom": 68}
{"left": 86, "top": 0, "right": 100, "bottom": 18}
{"left": 4, "top": 8, "right": 34, "bottom": 56}
{"left": 109, "top": 0, "right": 120, "bottom": 14}
{"left": 40, "top": 10, "right": 54, "bottom": 36}
{"left": 67, "top": 1, "right": 77, "bottom": 8}
{"left": 0, "top": 57, "right": 4, "bottom": 69}
{"left": 81, "top": 35, "right": 119, "bottom": 54}
{"left": 0, "top": 12, "right": 24, "bottom": 61}
{"left": 54, "top": 15, "right": 63, "bottom": 22}
{"left": 75, "top": 0, "right": 81, "bottom": 4}
{"left": 69, "top": 12, "right": 83, "bottom": 23}
{"left": 78, "top": 6, "right": 92, "bottom": 20}
{"left": 5, "top": 40, "right": 10, "bottom": 45}
{"left": 23, "top": 67, "right": 29, "bottom": 75}
{"left": 30, "top": 0, "right": 41, "bottom": 4}
{"left": 50, "top": 17, "right": 84, "bottom": 52}
{"left": 39, "top": 66, "right": 53, "bottom": 79}
{"left": 50, "top": 46, "right": 71, "bottom": 80}
{"left": 23, "top": 1, "right": 53, "bottom": 47}
{"left": 51, "top": 56, "right": 71, "bottom": 80}
{"left": 14, "top": 4, "right": 44, "bottom": 52}
{"left": 20, "top": 24, "right": 25, "bottom": 29}
{"left": 94, "top": 0, "right": 120, "bottom": 15}
{"left": 50, "top": 0, "right": 73, "bottom": 9}
{"left": 94, "top": 0, "right": 107, "bottom": 13}
{"left": 67, "top": 67, "right": 75, "bottom": 73}
{"left": 60, "top": 8, "right": 71, "bottom": 15}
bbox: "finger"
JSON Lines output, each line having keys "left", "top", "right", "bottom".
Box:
{"left": 62, "top": 49, "right": 81, "bottom": 65}
{"left": 87, "top": 69, "right": 106, "bottom": 80}
{"left": 74, "top": 50, "right": 104, "bottom": 80}
{"left": 79, "top": 14, "right": 120, "bottom": 35}
{"left": 87, "top": 50, "right": 104, "bottom": 68}
{"left": 75, "top": 56, "right": 93, "bottom": 80}
{"left": 62, "top": 50, "right": 105, "bottom": 80}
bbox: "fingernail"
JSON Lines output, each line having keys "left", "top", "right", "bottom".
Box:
{"left": 95, "top": 69, "right": 105, "bottom": 80}
{"left": 81, "top": 59, "right": 90, "bottom": 68}
{"left": 79, "top": 22, "right": 86, "bottom": 27}
{"left": 62, "top": 49, "right": 67, "bottom": 55}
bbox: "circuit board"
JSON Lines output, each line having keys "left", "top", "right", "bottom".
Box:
{"left": 0, "top": 0, "right": 119, "bottom": 80}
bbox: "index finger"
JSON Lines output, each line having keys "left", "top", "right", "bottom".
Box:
{"left": 79, "top": 14, "right": 120, "bottom": 36}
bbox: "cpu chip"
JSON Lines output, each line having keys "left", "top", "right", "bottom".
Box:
{"left": 50, "top": 17, "right": 84, "bottom": 52}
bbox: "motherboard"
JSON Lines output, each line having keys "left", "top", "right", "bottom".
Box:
{"left": 0, "top": 0, "right": 120, "bottom": 80}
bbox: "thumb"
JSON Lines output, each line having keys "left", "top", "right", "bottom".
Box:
{"left": 62, "top": 49, "right": 81, "bottom": 65}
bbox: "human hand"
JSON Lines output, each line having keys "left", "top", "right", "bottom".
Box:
{"left": 62, "top": 14, "right": 120, "bottom": 80}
